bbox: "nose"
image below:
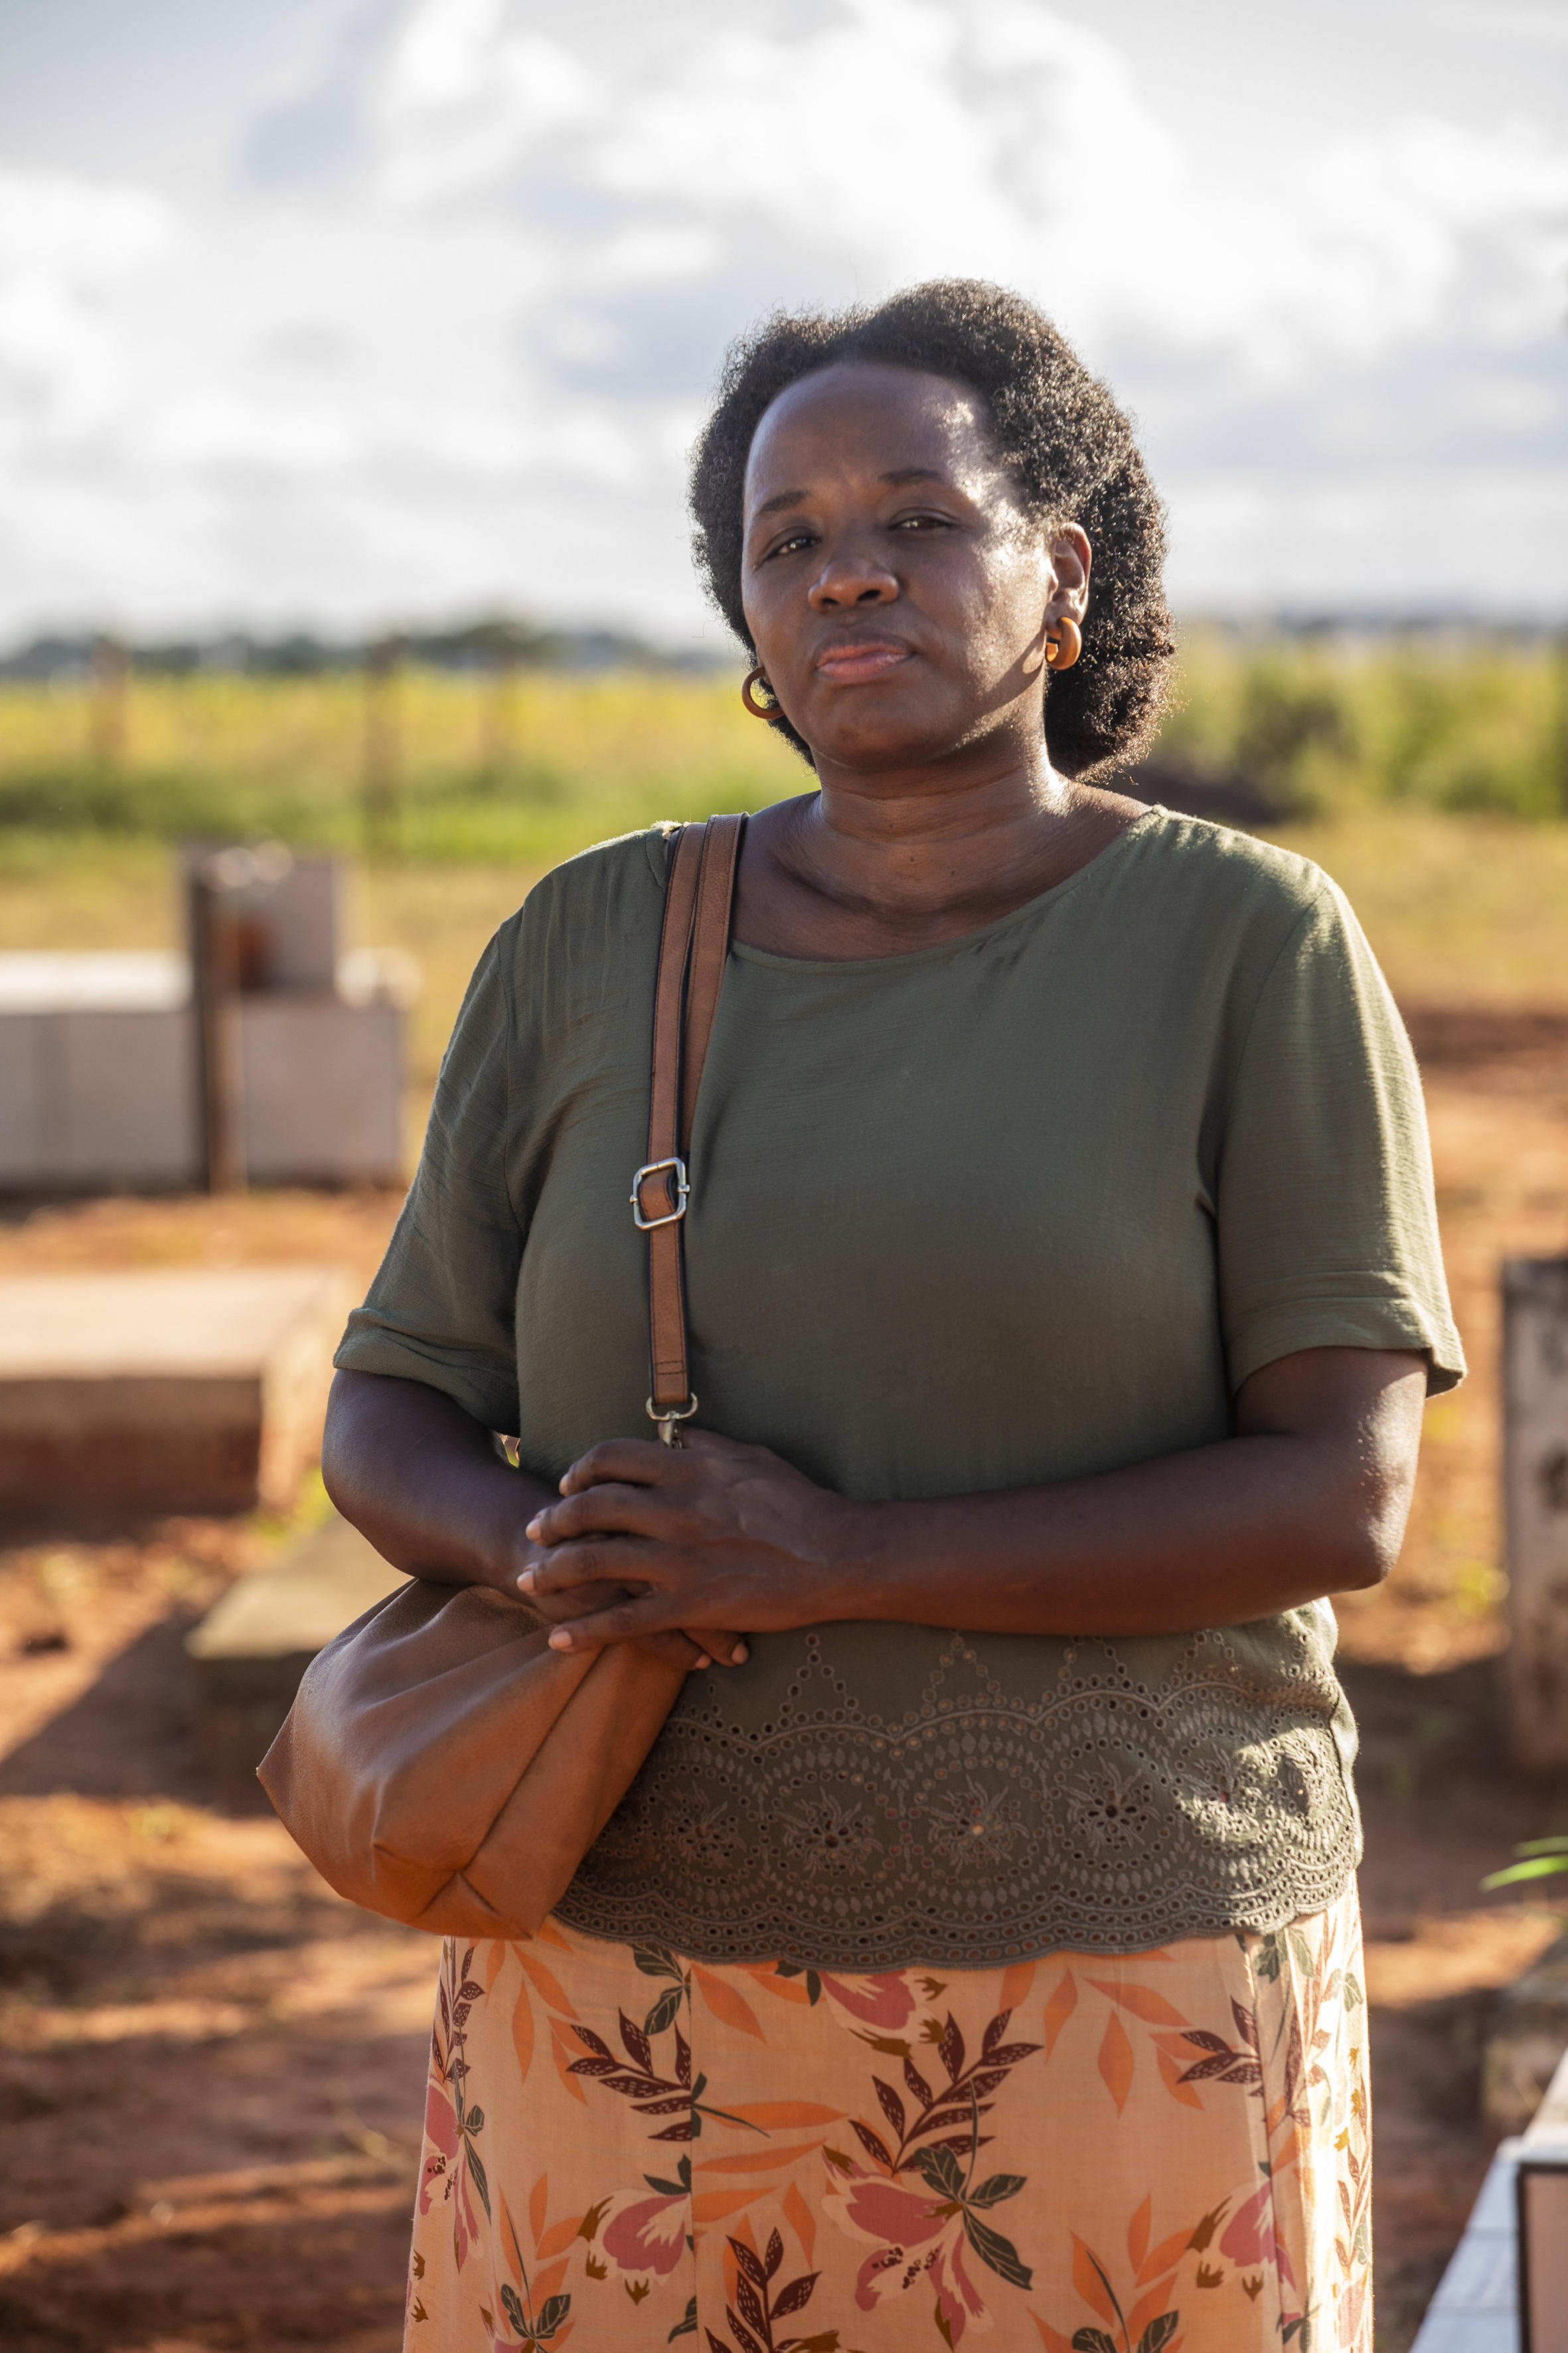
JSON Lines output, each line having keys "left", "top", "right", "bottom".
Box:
{"left": 807, "top": 543, "right": 898, "bottom": 613}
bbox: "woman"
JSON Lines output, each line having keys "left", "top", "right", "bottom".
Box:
{"left": 327, "top": 282, "right": 1461, "bottom": 2353}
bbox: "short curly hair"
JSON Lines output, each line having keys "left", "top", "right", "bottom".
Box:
{"left": 688, "top": 279, "right": 1174, "bottom": 778}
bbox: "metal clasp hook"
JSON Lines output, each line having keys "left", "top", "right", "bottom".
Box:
{"left": 646, "top": 1394, "right": 698, "bottom": 1447}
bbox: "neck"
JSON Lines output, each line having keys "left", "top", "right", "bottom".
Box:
{"left": 811, "top": 732, "right": 1067, "bottom": 879}
{"left": 738, "top": 734, "right": 1142, "bottom": 960}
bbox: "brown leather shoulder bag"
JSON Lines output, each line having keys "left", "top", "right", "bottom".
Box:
{"left": 258, "top": 815, "right": 745, "bottom": 1938}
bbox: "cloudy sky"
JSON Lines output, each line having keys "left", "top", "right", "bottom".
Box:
{"left": 1, "top": 0, "right": 1565, "bottom": 647}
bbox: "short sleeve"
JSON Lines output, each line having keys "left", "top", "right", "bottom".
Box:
{"left": 1216, "top": 878, "right": 1464, "bottom": 1397}
{"left": 335, "top": 926, "right": 524, "bottom": 1432}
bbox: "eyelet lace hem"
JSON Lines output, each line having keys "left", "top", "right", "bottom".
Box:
{"left": 554, "top": 1626, "right": 1362, "bottom": 1971}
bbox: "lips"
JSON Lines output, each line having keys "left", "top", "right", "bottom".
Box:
{"left": 813, "top": 639, "right": 913, "bottom": 685}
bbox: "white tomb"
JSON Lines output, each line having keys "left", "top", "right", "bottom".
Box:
{"left": 0, "top": 854, "right": 417, "bottom": 1190}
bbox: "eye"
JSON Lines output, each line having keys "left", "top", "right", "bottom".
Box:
{"left": 763, "top": 528, "right": 816, "bottom": 561}
{"left": 891, "top": 510, "right": 954, "bottom": 533}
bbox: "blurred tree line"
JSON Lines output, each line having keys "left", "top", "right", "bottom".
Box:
{"left": 1156, "top": 628, "right": 1568, "bottom": 823}
{"left": 0, "top": 625, "right": 1563, "bottom": 860}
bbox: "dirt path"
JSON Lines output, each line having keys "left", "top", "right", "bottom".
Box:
{"left": 1, "top": 1007, "right": 1566, "bottom": 2351}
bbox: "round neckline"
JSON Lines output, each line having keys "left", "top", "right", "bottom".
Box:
{"left": 728, "top": 804, "right": 1166, "bottom": 976}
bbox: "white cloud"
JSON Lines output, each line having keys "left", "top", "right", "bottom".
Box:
{"left": 1166, "top": 463, "right": 1568, "bottom": 618}
{"left": 374, "top": 4, "right": 597, "bottom": 205}
{"left": 358, "top": 0, "right": 1568, "bottom": 372}
{"left": 0, "top": 166, "right": 177, "bottom": 278}
{"left": 0, "top": 168, "right": 181, "bottom": 451}
{"left": 0, "top": 0, "right": 1563, "bottom": 638}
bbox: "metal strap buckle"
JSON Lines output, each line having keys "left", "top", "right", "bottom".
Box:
{"left": 631, "top": 1155, "right": 689, "bottom": 1229}
{"left": 647, "top": 1392, "right": 699, "bottom": 1446}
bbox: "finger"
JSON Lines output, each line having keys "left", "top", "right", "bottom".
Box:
{"left": 637, "top": 1629, "right": 712, "bottom": 1670}
{"left": 690, "top": 1627, "right": 750, "bottom": 1666}
{"left": 526, "top": 1482, "right": 682, "bottom": 1546}
{"left": 558, "top": 1439, "right": 680, "bottom": 1498}
{"left": 546, "top": 1592, "right": 688, "bottom": 1651}
{"left": 520, "top": 1539, "right": 660, "bottom": 1597}
{"left": 518, "top": 1576, "right": 639, "bottom": 1623}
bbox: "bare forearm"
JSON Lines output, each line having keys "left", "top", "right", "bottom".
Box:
{"left": 322, "top": 1368, "right": 544, "bottom": 1590}
{"left": 832, "top": 1429, "right": 1403, "bottom": 1639}
{"left": 522, "top": 1348, "right": 1427, "bottom": 1653}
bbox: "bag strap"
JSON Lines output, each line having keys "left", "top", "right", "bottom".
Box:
{"left": 631, "top": 814, "right": 746, "bottom": 1444}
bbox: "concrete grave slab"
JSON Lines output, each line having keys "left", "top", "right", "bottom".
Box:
{"left": 187, "top": 1509, "right": 406, "bottom": 1777}
{"left": 0, "top": 922, "right": 416, "bottom": 1192}
{"left": 1414, "top": 2010, "right": 1568, "bottom": 2352}
{"left": 0, "top": 1266, "right": 353, "bottom": 1532}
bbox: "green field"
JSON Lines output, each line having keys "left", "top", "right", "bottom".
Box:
{"left": 1162, "top": 628, "right": 1567, "bottom": 822}
{"left": 1, "top": 629, "right": 1565, "bottom": 868}
{"left": 4, "top": 637, "right": 1568, "bottom": 1078}
{"left": 0, "top": 665, "right": 805, "bottom": 867}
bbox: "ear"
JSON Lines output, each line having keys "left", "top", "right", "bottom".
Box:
{"left": 1046, "top": 525, "right": 1091, "bottom": 623}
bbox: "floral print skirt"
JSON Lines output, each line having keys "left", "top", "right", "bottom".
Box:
{"left": 409, "top": 1884, "right": 1370, "bottom": 2352}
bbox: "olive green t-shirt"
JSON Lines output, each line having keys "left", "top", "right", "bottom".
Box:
{"left": 338, "top": 807, "right": 1463, "bottom": 1967}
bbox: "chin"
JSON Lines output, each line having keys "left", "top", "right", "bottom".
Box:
{"left": 812, "top": 703, "right": 959, "bottom": 770}
{"left": 819, "top": 731, "right": 943, "bottom": 773}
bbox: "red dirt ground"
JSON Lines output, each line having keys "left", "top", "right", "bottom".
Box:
{"left": 1, "top": 1005, "right": 1566, "bottom": 2352}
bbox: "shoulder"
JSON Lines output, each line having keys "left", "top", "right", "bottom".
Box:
{"left": 475, "top": 826, "right": 672, "bottom": 1034}
{"left": 510, "top": 823, "right": 669, "bottom": 936}
{"left": 1107, "top": 807, "right": 1363, "bottom": 972}
{"left": 461, "top": 823, "right": 682, "bottom": 1054}
{"left": 1119, "top": 807, "right": 1333, "bottom": 928}
{"left": 1080, "top": 809, "right": 1388, "bottom": 1045}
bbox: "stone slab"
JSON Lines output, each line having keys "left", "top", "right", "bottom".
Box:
{"left": 187, "top": 1510, "right": 406, "bottom": 1775}
{"left": 1413, "top": 2044, "right": 1568, "bottom": 2352}
{"left": 0, "top": 1267, "right": 353, "bottom": 1531}
{"left": 0, "top": 948, "right": 410, "bottom": 1191}
{"left": 240, "top": 997, "right": 402, "bottom": 1186}
{"left": 0, "top": 952, "right": 187, "bottom": 1009}
{"left": 0, "top": 1006, "right": 195, "bottom": 1186}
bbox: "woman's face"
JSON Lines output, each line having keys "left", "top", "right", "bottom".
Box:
{"left": 740, "top": 359, "right": 1089, "bottom": 775}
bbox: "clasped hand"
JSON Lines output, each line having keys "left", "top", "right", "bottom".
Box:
{"left": 517, "top": 1428, "right": 847, "bottom": 1666}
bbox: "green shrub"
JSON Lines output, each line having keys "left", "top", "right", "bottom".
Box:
{"left": 1161, "top": 629, "right": 1566, "bottom": 823}
{"left": 0, "top": 637, "right": 1563, "bottom": 859}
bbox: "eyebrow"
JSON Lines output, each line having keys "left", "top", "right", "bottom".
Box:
{"left": 750, "top": 465, "right": 951, "bottom": 523}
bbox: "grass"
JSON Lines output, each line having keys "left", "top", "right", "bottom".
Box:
{"left": 1267, "top": 808, "right": 1568, "bottom": 1007}
{"left": 2, "top": 630, "right": 1565, "bottom": 866}
{"left": 0, "top": 667, "right": 804, "bottom": 863}
{"left": 5, "top": 645, "right": 1568, "bottom": 1098}
{"left": 1162, "top": 627, "right": 1568, "bottom": 822}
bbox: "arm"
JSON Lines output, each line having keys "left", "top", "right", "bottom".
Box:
{"left": 518, "top": 1345, "right": 1427, "bottom": 1651}
{"left": 321, "top": 1367, "right": 749, "bottom": 1670}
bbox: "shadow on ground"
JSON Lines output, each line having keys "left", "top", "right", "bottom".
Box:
{"left": 0, "top": 1604, "right": 274, "bottom": 1813}
{"left": 0, "top": 1580, "right": 436, "bottom": 2353}
{"left": 1, "top": 1596, "right": 1565, "bottom": 2349}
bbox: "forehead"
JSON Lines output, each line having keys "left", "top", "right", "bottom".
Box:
{"left": 743, "top": 361, "right": 1002, "bottom": 509}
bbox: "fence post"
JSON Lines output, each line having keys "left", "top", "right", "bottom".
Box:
{"left": 1502, "top": 1256, "right": 1568, "bottom": 1772}
{"left": 363, "top": 634, "right": 403, "bottom": 854}
{"left": 90, "top": 634, "right": 129, "bottom": 771}
{"left": 186, "top": 849, "right": 248, "bottom": 1194}
{"left": 481, "top": 647, "right": 518, "bottom": 776}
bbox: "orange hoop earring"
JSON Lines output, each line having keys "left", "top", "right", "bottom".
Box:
{"left": 1045, "top": 617, "right": 1082, "bottom": 672}
{"left": 741, "top": 667, "right": 781, "bottom": 720}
